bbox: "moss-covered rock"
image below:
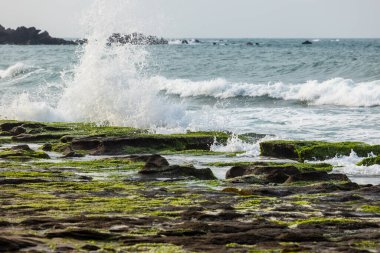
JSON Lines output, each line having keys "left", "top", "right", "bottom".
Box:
{"left": 357, "top": 156, "right": 380, "bottom": 166}
{"left": 0, "top": 145, "right": 50, "bottom": 160}
{"left": 260, "top": 140, "right": 380, "bottom": 161}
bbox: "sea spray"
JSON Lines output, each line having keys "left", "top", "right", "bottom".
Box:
{"left": 0, "top": 0, "right": 187, "bottom": 129}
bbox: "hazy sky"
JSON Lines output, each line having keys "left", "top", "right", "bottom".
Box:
{"left": 1, "top": 0, "right": 379, "bottom": 38}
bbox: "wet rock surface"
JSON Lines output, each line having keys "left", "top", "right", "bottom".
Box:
{"left": 0, "top": 120, "right": 379, "bottom": 252}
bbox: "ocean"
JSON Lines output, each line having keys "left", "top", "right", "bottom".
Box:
{"left": 1, "top": 39, "right": 380, "bottom": 143}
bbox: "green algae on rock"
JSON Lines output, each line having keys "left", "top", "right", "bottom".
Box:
{"left": 260, "top": 140, "right": 380, "bottom": 161}
{"left": 0, "top": 145, "right": 50, "bottom": 161}
{"left": 357, "top": 155, "right": 380, "bottom": 166}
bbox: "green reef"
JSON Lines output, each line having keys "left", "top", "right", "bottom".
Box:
{"left": 260, "top": 140, "right": 380, "bottom": 161}
{"left": 0, "top": 120, "right": 379, "bottom": 252}
{"left": 357, "top": 155, "right": 380, "bottom": 166}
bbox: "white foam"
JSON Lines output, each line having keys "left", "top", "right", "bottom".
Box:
{"left": 210, "top": 134, "right": 276, "bottom": 157}
{"left": 0, "top": 0, "right": 188, "bottom": 129}
{"left": 168, "top": 40, "right": 182, "bottom": 45}
{"left": 0, "top": 63, "right": 29, "bottom": 79}
{"left": 152, "top": 76, "right": 380, "bottom": 107}
{"left": 310, "top": 150, "right": 380, "bottom": 176}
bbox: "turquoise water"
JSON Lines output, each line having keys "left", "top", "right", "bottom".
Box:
{"left": 1, "top": 39, "right": 380, "bottom": 143}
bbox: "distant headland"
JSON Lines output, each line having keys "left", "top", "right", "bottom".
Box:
{"left": 0, "top": 25, "right": 77, "bottom": 45}
{"left": 0, "top": 25, "right": 169, "bottom": 46}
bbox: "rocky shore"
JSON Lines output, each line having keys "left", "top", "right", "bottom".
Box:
{"left": 0, "top": 120, "right": 379, "bottom": 252}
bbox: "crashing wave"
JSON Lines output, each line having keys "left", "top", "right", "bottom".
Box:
{"left": 152, "top": 76, "right": 380, "bottom": 107}
{"left": 0, "top": 63, "right": 30, "bottom": 79}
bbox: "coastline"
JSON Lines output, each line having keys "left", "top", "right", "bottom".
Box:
{"left": 0, "top": 120, "right": 379, "bottom": 252}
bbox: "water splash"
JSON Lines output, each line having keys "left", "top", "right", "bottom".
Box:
{"left": 1, "top": 0, "right": 187, "bottom": 129}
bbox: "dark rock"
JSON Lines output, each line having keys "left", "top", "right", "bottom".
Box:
{"left": 10, "top": 126, "right": 26, "bottom": 136}
{"left": 46, "top": 229, "right": 114, "bottom": 240}
{"left": 246, "top": 42, "right": 254, "bottom": 46}
{"left": 55, "top": 245, "right": 75, "bottom": 252}
{"left": 0, "top": 236, "right": 39, "bottom": 252}
{"left": 69, "top": 135, "right": 216, "bottom": 155}
{"left": 226, "top": 175, "right": 264, "bottom": 184}
{"left": 276, "top": 230, "right": 325, "bottom": 242}
{"left": 0, "top": 122, "right": 23, "bottom": 131}
{"left": 0, "top": 179, "right": 47, "bottom": 185}
{"left": 0, "top": 131, "right": 11, "bottom": 136}
{"left": 0, "top": 25, "right": 76, "bottom": 45}
{"left": 226, "top": 165, "right": 300, "bottom": 184}
{"left": 82, "top": 244, "right": 100, "bottom": 251}
{"left": 27, "top": 128, "right": 44, "bottom": 134}
{"left": 226, "top": 166, "right": 247, "bottom": 179}
{"left": 143, "top": 154, "right": 170, "bottom": 171}
{"left": 108, "top": 32, "right": 168, "bottom": 45}
{"left": 260, "top": 142, "right": 299, "bottom": 159}
{"left": 194, "top": 39, "right": 201, "bottom": 43}
{"left": 139, "top": 165, "right": 216, "bottom": 180}
{"left": 78, "top": 175, "right": 93, "bottom": 181}
{"left": 11, "top": 144, "right": 32, "bottom": 151}
{"left": 41, "top": 143, "right": 53, "bottom": 151}
{"left": 213, "top": 42, "right": 217, "bottom": 45}
{"left": 12, "top": 133, "right": 67, "bottom": 142}
{"left": 182, "top": 40, "right": 189, "bottom": 44}
{"left": 285, "top": 172, "right": 349, "bottom": 183}
{"left": 302, "top": 40, "right": 313, "bottom": 45}
{"left": 21, "top": 123, "right": 46, "bottom": 129}
{"left": 61, "top": 151, "right": 85, "bottom": 158}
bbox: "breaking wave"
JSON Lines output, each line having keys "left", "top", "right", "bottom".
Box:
{"left": 0, "top": 63, "right": 31, "bottom": 79}
{"left": 152, "top": 76, "right": 380, "bottom": 107}
{"left": 0, "top": 0, "right": 188, "bottom": 129}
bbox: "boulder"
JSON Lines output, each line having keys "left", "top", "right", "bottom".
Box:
{"left": 226, "top": 165, "right": 300, "bottom": 184}
{"left": 10, "top": 126, "right": 26, "bottom": 136}
{"left": 0, "top": 122, "right": 23, "bottom": 131}
{"left": 41, "top": 143, "right": 53, "bottom": 151}
{"left": 285, "top": 172, "right": 349, "bottom": 183}
{"left": 246, "top": 42, "right": 254, "bottom": 46}
{"left": 11, "top": 144, "right": 32, "bottom": 151}
{"left": 182, "top": 40, "right": 189, "bottom": 44}
{"left": 143, "top": 154, "right": 170, "bottom": 171}
{"left": 138, "top": 155, "right": 216, "bottom": 180}
{"left": 302, "top": 40, "right": 313, "bottom": 45}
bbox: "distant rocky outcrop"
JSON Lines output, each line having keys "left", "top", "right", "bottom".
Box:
{"left": 0, "top": 25, "right": 76, "bottom": 45}
{"left": 107, "top": 33, "right": 168, "bottom": 45}
{"left": 302, "top": 40, "right": 313, "bottom": 45}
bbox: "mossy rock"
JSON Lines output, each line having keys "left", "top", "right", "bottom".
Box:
{"left": 0, "top": 146, "right": 50, "bottom": 161}
{"left": 357, "top": 156, "right": 380, "bottom": 166}
{"left": 260, "top": 140, "right": 380, "bottom": 161}
{"left": 208, "top": 161, "right": 333, "bottom": 173}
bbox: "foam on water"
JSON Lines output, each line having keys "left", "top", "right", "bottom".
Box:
{"left": 153, "top": 76, "right": 380, "bottom": 107}
{"left": 211, "top": 134, "right": 278, "bottom": 157}
{"left": 309, "top": 150, "right": 380, "bottom": 176}
{"left": 0, "top": 63, "right": 30, "bottom": 79}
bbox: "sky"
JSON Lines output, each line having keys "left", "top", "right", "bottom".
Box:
{"left": 0, "top": 0, "right": 379, "bottom": 38}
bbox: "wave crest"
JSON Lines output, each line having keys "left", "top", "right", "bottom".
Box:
{"left": 152, "top": 76, "right": 380, "bottom": 107}
{"left": 0, "top": 63, "right": 30, "bottom": 79}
